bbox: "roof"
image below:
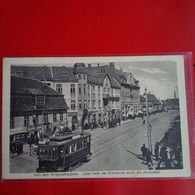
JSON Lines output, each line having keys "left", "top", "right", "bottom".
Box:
{"left": 11, "top": 76, "right": 68, "bottom": 115}
{"left": 11, "top": 65, "right": 53, "bottom": 81}
{"left": 52, "top": 67, "right": 78, "bottom": 82}
{"left": 11, "top": 76, "right": 63, "bottom": 96}
{"left": 147, "top": 93, "right": 161, "bottom": 105}
{"left": 86, "top": 65, "right": 121, "bottom": 89}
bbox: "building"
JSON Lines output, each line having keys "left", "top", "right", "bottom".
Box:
{"left": 10, "top": 76, "right": 68, "bottom": 143}
{"left": 73, "top": 64, "right": 121, "bottom": 128}
{"left": 140, "top": 93, "right": 162, "bottom": 114}
{"left": 114, "top": 68, "right": 140, "bottom": 120}
{"left": 81, "top": 63, "right": 140, "bottom": 120}
{"left": 11, "top": 65, "right": 79, "bottom": 128}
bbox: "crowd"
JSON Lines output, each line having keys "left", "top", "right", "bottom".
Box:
{"left": 140, "top": 142, "right": 182, "bottom": 170}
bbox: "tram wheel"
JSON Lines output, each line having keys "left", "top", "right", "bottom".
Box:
{"left": 30, "top": 150, "right": 37, "bottom": 157}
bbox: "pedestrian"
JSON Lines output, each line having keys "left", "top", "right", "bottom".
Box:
{"left": 72, "top": 123, "right": 75, "bottom": 131}
{"left": 157, "top": 144, "right": 167, "bottom": 169}
{"left": 141, "top": 144, "right": 147, "bottom": 161}
{"left": 143, "top": 119, "right": 145, "bottom": 125}
{"left": 154, "top": 143, "right": 159, "bottom": 160}
{"left": 175, "top": 144, "right": 181, "bottom": 167}
{"left": 145, "top": 148, "right": 153, "bottom": 169}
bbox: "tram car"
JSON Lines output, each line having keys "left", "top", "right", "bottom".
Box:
{"left": 36, "top": 132, "right": 92, "bottom": 172}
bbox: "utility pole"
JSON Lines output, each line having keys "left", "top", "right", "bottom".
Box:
{"left": 145, "top": 86, "right": 152, "bottom": 153}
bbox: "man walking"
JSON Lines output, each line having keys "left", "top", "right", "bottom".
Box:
{"left": 141, "top": 144, "right": 147, "bottom": 161}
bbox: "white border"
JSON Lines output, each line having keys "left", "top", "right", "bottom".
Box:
{"left": 2, "top": 55, "right": 191, "bottom": 179}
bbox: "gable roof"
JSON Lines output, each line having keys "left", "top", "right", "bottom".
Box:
{"left": 11, "top": 76, "right": 63, "bottom": 96}
{"left": 11, "top": 76, "right": 68, "bottom": 115}
{"left": 147, "top": 93, "right": 161, "bottom": 105}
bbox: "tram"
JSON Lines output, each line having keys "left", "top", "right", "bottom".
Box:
{"left": 36, "top": 132, "right": 92, "bottom": 172}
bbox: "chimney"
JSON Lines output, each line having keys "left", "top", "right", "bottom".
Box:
{"left": 109, "top": 62, "right": 115, "bottom": 68}
{"left": 120, "top": 68, "right": 123, "bottom": 72}
{"left": 88, "top": 64, "right": 91, "bottom": 67}
{"left": 98, "top": 63, "right": 100, "bottom": 67}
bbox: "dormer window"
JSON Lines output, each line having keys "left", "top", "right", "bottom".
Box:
{"left": 35, "top": 96, "right": 44, "bottom": 107}
{"left": 78, "top": 74, "right": 82, "bottom": 79}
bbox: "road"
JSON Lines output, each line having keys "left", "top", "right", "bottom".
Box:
{"left": 10, "top": 110, "right": 180, "bottom": 173}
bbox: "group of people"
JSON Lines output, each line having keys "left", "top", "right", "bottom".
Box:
{"left": 141, "top": 143, "right": 182, "bottom": 170}
{"left": 154, "top": 143, "right": 182, "bottom": 169}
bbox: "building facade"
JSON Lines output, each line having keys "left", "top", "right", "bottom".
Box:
{"left": 10, "top": 76, "right": 68, "bottom": 143}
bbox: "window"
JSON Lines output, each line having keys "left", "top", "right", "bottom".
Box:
{"left": 70, "top": 84, "right": 75, "bottom": 94}
{"left": 43, "top": 115, "right": 48, "bottom": 123}
{"left": 78, "top": 74, "right": 81, "bottom": 79}
{"left": 56, "top": 84, "right": 62, "bottom": 93}
{"left": 98, "top": 100, "right": 101, "bottom": 109}
{"left": 84, "top": 100, "right": 86, "bottom": 108}
{"left": 33, "top": 115, "right": 39, "bottom": 125}
{"left": 88, "top": 100, "right": 90, "bottom": 109}
{"left": 10, "top": 117, "right": 14, "bottom": 128}
{"left": 98, "top": 87, "right": 100, "bottom": 94}
{"left": 106, "top": 78, "right": 109, "bottom": 86}
{"left": 83, "top": 74, "right": 86, "bottom": 80}
{"left": 79, "top": 100, "right": 82, "bottom": 109}
{"left": 35, "top": 96, "right": 44, "bottom": 107}
{"left": 78, "top": 84, "right": 81, "bottom": 94}
{"left": 98, "top": 94, "right": 100, "bottom": 99}
{"left": 83, "top": 84, "right": 86, "bottom": 94}
{"left": 93, "top": 100, "right": 96, "bottom": 109}
{"left": 66, "top": 146, "right": 71, "bottom": 154}
{"left": 53, "top": 114, "right": 57, "bottom": 122}
{"left": 93, "top": 85, "right": 95, "bottom": 91}
{"left": 104, "top": 87, "right": 106, "bottom": 93}
{"left": 24, "top": 116, "right": 29, "bottom": 127}
{"left": 60, "top": 113, "right": 63, "bottom": 121}
{"left": 71, "top": 100, "right": 76, "bottom": 110}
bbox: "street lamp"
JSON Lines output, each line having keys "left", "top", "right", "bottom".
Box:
{"left": 145, "top": 86, "right": 152, "bottom": 153}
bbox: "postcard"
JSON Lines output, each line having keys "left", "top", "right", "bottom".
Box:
{"left": 2, "top": 55, "right": 191, "bottom": 179}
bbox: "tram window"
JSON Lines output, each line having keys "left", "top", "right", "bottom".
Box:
{"left": 83, "top": 140, "right": 87, "bottom": 147}
{"left": 77, "top": 142, "right": 82, "bottom": 150}
{"left": 65, "top": 146, "right": 71, "bottom": 154}
{"left": 52, "top": 148, "right": 56, "bottom": 158}
{"left": 71, "top": 144, "right": 77, "bottom": 153}
{"left": 58, "top": 146, "right": 64, "bottom": 157}
{"left": 48, "top": 148, "right": 51, "bottom": 156}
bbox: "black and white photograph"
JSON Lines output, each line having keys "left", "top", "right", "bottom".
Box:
{"left": 2, "top": 56, "right": 190, "bottom": 179}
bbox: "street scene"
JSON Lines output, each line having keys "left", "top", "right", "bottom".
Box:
{"left": 7, "top": 59, "right": 184, "bottom": 175}
{"left": 10, "top": 110, "right": 181, "bottom": 173}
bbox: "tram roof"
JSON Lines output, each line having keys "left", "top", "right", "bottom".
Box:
{"left": 39, "top": 132, "right": 90, "bottom": 146}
